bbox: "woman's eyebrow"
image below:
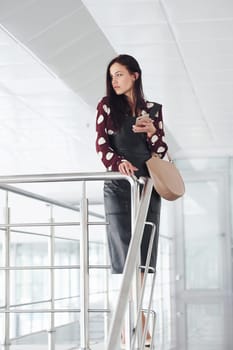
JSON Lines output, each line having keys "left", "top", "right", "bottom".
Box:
{"left": 111, "top": 70, "right": 123, "bottom": 77}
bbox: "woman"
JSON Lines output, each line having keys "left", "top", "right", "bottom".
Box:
{"left": 95, "top": 54, "right": 168, "bottom": 346}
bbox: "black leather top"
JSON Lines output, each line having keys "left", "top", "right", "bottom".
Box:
{"left": 109, "top": 115, "right": 151, "bottom": 177}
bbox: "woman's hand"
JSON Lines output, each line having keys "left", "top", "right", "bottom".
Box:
{"left": 132, "top": 118, "right": 156, "bottom": 137}
{"left": 118, "top": 160, "right": 138, "bottom": 176}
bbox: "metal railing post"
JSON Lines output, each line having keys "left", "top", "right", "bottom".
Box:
{"left": 79, "top": 181, "right": 90, "bottom": 350}
{"left": 2, "top": 191, "right": 10, "bottom": 349}
{"left": 130, "top": 220, "right": 156, "bottom": 350}
{"left": 48, "top": 205, "right": 55, "bottom": 350}
{"left": 124, "top": 179, "right": 141, "bottom": 350}
{"left": 131, "top": 180, "right": 142, "bottom": 350}
{"left": 104, "top": 232, "right": 110, "bottom": 345}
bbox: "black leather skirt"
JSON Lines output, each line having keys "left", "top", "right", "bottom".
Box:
{"left": 104, "top": 179, "right": 161, "bottom": 274}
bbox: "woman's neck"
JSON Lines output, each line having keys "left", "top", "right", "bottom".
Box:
{"left": 126, "top": 94, "right": 136, "bottom": 116}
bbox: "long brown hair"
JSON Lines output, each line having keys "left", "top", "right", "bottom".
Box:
{"left": 106, "top": 54, "right": 146, "bottom": 129}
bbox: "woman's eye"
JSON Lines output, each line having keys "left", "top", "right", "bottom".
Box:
{"left": 111, "top": 73, "right": 123, "bottom": 80}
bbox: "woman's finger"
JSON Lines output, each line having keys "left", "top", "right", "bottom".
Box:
{"left": 119, "top": 162, "right": 138, "bottom": 175}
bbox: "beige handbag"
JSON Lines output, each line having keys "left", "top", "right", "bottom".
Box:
{"left": 146, "top": 153, "right": 185, "bottom": 201}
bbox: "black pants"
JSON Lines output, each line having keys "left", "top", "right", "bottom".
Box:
{"left": 104, "top": 179, "right": 161, "bottom": 274}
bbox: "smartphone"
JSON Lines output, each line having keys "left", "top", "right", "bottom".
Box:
{"left": 135, "top": 114, "right": 150, "bottom": 126}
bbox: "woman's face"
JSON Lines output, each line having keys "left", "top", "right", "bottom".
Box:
{"left": 109, "top": 62, "right": 136, "bottom": 99}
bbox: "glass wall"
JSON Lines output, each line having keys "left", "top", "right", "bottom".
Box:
{"left": 175, "top": 157, "right": 233, "bottom": 350}
{"left": 183, "top": 179, "right": 222, "bottom": 290}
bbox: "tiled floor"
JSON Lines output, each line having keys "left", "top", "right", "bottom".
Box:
{"left": 8, "top": 345, "right": 227, "bottom": 350}
{"left": 3, "top": 345, "right": 175, "bottom": 350}
{"left": 2, "top": 341, "right": 232, "bottom": 350}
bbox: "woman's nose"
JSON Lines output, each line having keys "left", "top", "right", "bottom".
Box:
{"left": 112, "top": 76, "right": 117, "bottom": 83}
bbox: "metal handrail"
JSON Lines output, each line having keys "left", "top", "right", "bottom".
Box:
{"left": 0, "top": 171, "right": 140, "bottom": 350}
{"left": 0, "top": 265, "right": 110, "bottom": 270}
{"left": 0, "top": 171, "right": 135, "bottom": 184}
{"left": 0, "top": 171, "right": 160, "bottom": 350}
{"left": 0, "top": 183, "right": 79, "bottom": 212}
{"left": 0, "top": 221, "right": 106, "bottom": 227}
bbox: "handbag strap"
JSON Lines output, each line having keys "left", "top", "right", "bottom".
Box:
{"left": 151, "top": 151, "right": 173, "bottom": 162}
{"left": 166, "top": 152, "right": 173, "bottom": 162}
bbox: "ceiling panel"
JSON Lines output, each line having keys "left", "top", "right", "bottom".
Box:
{"left": 0, "top": 0, "right": 83, "bottom": 41}
{"left": 0, "top": 0, "right": 33, "bottom": 21}
{"left": 86, "top": 2, "right": 165, "bottom": 26}
{"left": 99, "top": 23, "right": 174, "bottom": 46}
{"left": 46, "top": 30, "right": 109, "bottom": 76}
{"left": 180, "top": 38, "right": 233, "bottom": 58}
{"left": 163, "top": 0, "right": 233, "bottom": 21}
{"left": 28, "top": 9, "right": 96, "bottom": 58}
{"left": 174, "top": 20, "right": 233, "bottom": 41}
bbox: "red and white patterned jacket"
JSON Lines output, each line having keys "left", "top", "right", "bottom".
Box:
{"left": 96, "top": 96, "right": 168, "bottom": 171}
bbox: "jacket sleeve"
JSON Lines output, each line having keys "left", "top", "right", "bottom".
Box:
{"left": 147, "top": 105, "right": 168, "bottom": 158}
{"left": 95, "top": 100, "right": 125, "bottom": 171}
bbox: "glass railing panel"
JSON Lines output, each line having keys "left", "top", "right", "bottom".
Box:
{"left": 10, "top": 232, "right": 49, "bottom": 267}
{"left": 8, "top": 192, "right": 51, "bottom": 236}
{"left": 54, "top": 238, "right": 79, "bottom": 266}
{"left": 10, "top": 270, "right": 50, "bottom": 306}
{"left": 10, "top": 311, "right": 50, "bottom": 340}
{"left": 54, "top": 269, "right": 80, "bottom": 308}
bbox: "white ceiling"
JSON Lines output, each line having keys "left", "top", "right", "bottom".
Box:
{"left": 0, "top": 0, "right": 233, "bottom": 201}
